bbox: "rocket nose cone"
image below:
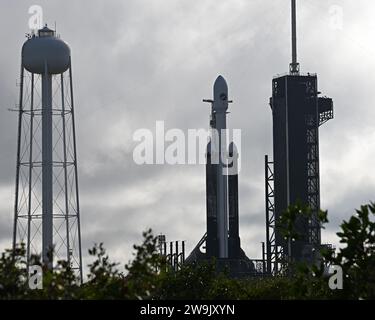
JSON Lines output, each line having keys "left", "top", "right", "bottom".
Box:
{"left": 215, "top": 75, "right": 226, "bottom": 84}
{"left": 213, "top": 75, "right": 229, "bottom": 111}
{"left": 214, "top": 75, "right": 228, "bottom": 97}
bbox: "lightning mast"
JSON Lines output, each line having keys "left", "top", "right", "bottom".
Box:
{"left": 290, "top": 0, "right": 300, "bottom": 75}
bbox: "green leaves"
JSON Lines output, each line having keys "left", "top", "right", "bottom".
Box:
{"left": 124, "top": 228, "right": 163, "bottom": 300}
{"left": 0, "top": 244, "right": 28, "bottom": 299}
{"left": 330, "top": 202, "right": 375, "bottom": 299}
{"left": 277, "top": 201, "right": 329, "bottom": 241}
{"left": 1, "top": 203, "right": 375, "bottom": 300}
{"left": 318, "top": 210, "right": 329, "bottom": 227}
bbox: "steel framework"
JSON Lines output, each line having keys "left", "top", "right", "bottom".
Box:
{"left": 306, "top": 110, "right": 320, "bottom": 249}
{"left": 265, "top": 155, "right": 286, "bottom": 275}
{"left": 12, "top": 60, "right": 83, "bottom": 280}
{"left": 158, "top": 235, "right": 185, "bottom": 272}
{"left": 307, "top": 89, "right": 335, "bottom": 254}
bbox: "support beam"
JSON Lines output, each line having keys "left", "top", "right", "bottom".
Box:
{"left": 42, "top": 65, "right": 53, "bottom": 269}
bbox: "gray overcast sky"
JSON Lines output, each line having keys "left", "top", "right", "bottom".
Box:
{"left": 1, "top": 0, "right": 375, "bottom": 270}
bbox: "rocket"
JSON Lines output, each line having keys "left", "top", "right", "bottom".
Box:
{"left": 186, "top": 76, "right": 251, "bottom": 274}
{"left": 205, "top": 75, "right": 241, "bottom": 259}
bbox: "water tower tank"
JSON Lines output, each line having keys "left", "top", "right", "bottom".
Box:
{"left": 22, "top": 25, "right": 70, "bottom": 74}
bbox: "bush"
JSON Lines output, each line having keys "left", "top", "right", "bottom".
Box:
{"left": 0, "top": 203, "right": 374, "bottom": 300}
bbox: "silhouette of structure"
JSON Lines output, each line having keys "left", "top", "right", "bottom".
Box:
{"left": 265, "top": 0, "right": 334, "bottom": 275}
{"left": 13, "top": 25, "right": 82, "bottom": 279}
{"left": 185, "top": 76, "right": 255, "bottom": 277}
{"left": 157, "top": 234, "right": 186, "bottom": 271}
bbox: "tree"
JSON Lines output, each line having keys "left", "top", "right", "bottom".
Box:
{"left": 327, "top": 203, "right": 375, "bottom": 299}
{"left": 1, "top": 202, "right": 374, "bottom": 300}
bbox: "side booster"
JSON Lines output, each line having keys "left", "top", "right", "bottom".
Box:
{"left": 228, "top": 142, "right": 241, "bottom": 259}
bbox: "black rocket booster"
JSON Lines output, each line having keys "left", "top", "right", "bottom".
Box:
{"left": 228, "top": 142, "right": 241, "bottom": 259}
{"left": 206, "top": 141, "right": 218, "bottom": 258}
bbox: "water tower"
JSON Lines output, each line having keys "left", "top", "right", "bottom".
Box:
{"left": 12, "top": 25, "right": 82, "bottom": 279}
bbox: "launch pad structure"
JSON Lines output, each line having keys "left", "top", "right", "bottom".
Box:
{"left": 179, "top": 0, "right": 334, "bottom": 277}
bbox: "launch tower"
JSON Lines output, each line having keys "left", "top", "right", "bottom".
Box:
{"left": 265, "top": 1, "right": 334, "bottom": 274}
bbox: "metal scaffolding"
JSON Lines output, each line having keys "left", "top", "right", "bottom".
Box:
{"left": 265, "top": 155, "right": 286, "bottom": 276}
{"left": 158, "top": 235, "right": 185, "bottom": 272}
{"left": 13, "top": 59, "right": 82, "bottom": 280}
